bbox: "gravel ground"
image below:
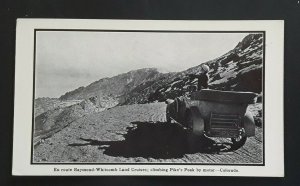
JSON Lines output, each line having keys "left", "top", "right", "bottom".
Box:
{"left": 34, "top": 102, "right": 263, "bottom": 164}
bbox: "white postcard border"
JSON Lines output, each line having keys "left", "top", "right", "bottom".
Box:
{"left": 13, "top": 19, "right": 284, "bottom": 176}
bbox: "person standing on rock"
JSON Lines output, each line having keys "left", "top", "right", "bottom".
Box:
{"left": 188, "top": 64, "right": 210, "bottom": 91}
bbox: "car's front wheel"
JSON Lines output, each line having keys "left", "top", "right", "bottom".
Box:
{"left": 231, "top": 135, "right": 247, "bottom": 150}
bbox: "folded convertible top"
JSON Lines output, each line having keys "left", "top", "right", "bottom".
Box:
{"left": 191, "top": 89, "right": 257, "bottom": 104}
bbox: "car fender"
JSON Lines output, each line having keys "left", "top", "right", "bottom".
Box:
{"left": 243, "top": 111, "right": 255, "bottom": 137}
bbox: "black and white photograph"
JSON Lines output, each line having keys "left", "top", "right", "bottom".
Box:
{"left": 32, "top": 30, "right": 264, "bottom": 164}
{"left": 12, "top": 20, "right": 284, "bottom": 176}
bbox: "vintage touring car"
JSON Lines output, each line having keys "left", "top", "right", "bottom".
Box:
{"left": 165, "top": 89, "right": 257, "bottom": 150}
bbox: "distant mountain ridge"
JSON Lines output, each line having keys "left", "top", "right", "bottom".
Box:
{"left": 59, "top": 68, "right": 166, "bottom": 101}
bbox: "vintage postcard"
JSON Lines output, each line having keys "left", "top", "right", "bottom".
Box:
{"left": 12, "top": 19, "right": 284, "bottom": 176}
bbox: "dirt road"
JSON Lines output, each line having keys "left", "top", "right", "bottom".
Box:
{"left": 34, "top": 102, "right": 263, "bottom": 164}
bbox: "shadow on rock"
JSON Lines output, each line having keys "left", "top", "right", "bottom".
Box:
{"left": 69, "top": 121, "right": 235, "bottom": 159}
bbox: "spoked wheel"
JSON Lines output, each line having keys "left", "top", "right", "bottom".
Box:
{"left": 230, "top": 135, "right": 247, "bottom": 150}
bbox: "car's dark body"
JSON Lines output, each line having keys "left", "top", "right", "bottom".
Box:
{"left": 166, "top": 89, "right": 257, "bottom": 150}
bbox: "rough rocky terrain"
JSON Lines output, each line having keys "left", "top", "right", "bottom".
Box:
{"left": 144, "top": 34, "right": 263, "bottom": 104}
{"left": 34, "top": 102, "right": 263, "bottom": 164}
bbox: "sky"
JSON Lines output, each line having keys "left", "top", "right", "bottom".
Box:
{"left": 35, "top": 31, "right": 248, "bottom": 98}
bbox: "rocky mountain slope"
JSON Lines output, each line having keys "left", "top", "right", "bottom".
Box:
{"left": 125, "top": 34, "right": 263, "bottom": 104}
{"left": 33, "top": 98, "right": 107, "bottom": 145}
{"left": 34, "top": 98, "right": 61, "bottom": 117}
{"left": 34, "top": 98, "right": 82, "bottom": 117}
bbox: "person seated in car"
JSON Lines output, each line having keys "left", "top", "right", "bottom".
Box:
{"left": 188, "top": 64, "right": 210, "bottom": 91}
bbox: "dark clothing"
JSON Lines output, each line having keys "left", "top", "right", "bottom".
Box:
{"left": 189, "top": 73, "right": 209, "bottom": 91}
